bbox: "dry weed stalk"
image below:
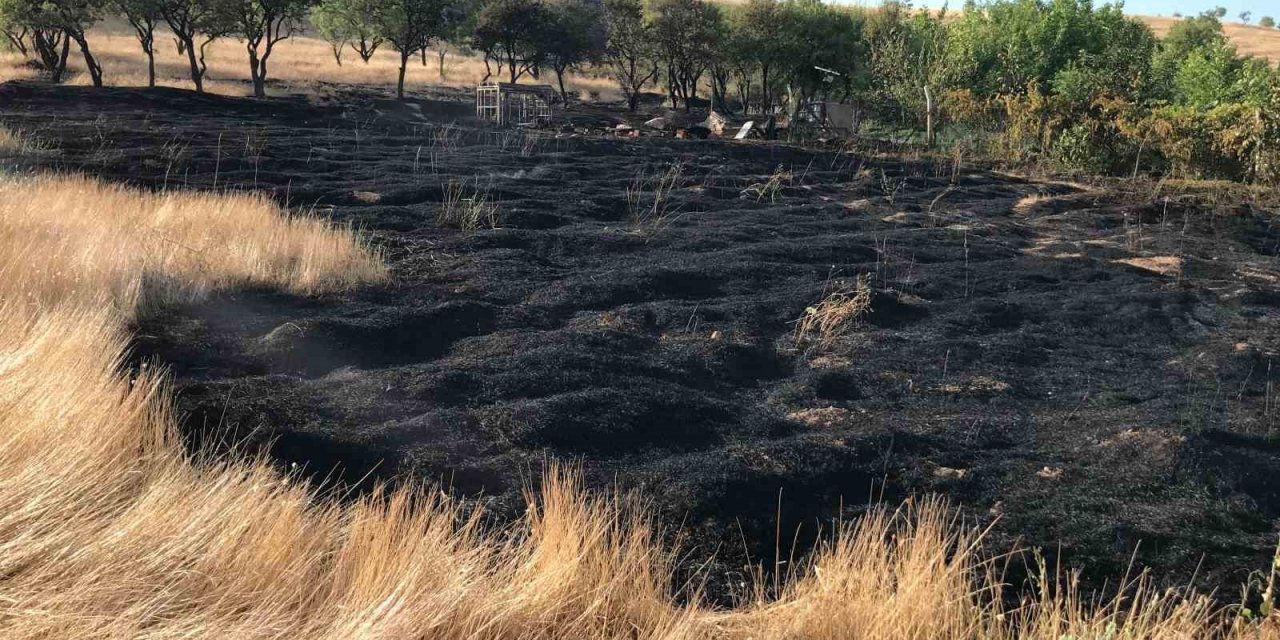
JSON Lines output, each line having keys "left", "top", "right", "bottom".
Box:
{"left": 794, "top": 274, "right": 873, "bottom": 348}
{"left": 440, "top": 176, "right": 499, "bottom": 231}
{"left": 741, "top": 164, "right": 793, "bottom": 203}
{"left": 0, "top": 124, "right": 46, "bottom": 154}
{"left": 628, "top": 162, "right": 685, "bottom": 240}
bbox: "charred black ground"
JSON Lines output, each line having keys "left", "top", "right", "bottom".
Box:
{"left": 4, "top": 82, "right": 1280, "bottom": 602}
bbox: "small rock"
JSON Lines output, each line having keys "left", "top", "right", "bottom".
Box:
{"left": 934, "top": 466, "right": 968, "bottom": 480}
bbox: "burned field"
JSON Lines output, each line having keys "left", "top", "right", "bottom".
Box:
{"left": 5, "top": 82, "right": 1280, "bottom": 601}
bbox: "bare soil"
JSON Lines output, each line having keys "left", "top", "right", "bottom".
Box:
{"left": 4, "top": 82, "right": 1280, "bottom": 602}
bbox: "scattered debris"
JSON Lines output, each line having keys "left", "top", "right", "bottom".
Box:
{"left": 702, "top": 110, "right": 730, "bottom": 136}
{"left": 942, "top": 376, "right": 1011, "bottom": 396}
{"left": 644, "top": 116, "right": 669, "bottom": 130}
{"left": 1037, "top": 466, "right": 1063, "bottom": 480}
{"left": 786, "top": 406, "right": 852, "bottom": 428}
{"left": 1114, "top": 256, "right": 1182, "bottom": 277}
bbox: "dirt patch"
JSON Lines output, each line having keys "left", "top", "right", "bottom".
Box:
{"left": 5, "top": 81, "right": 1280, "bottom": 602}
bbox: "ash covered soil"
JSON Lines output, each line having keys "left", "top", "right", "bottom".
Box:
{"left": 5, "top": 82, "right": 1280, "bottom": 600}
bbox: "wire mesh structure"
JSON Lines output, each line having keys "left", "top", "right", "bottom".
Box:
{"left": 475, "top": 82, "right": 555, "bottom": 127}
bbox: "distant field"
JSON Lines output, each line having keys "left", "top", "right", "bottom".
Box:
{"left": 0, "top": 22, "right": 622, "bottom": 98}
{"left": 0, "top": 14, "right": 1273, "bottom": 97}
{"left": 1140, "top": 16, "right": 1280, "bottom": 62}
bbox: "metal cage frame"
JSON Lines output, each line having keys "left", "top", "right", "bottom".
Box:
{"left": 475, "top": 82, "right": 555, "bottom": 127}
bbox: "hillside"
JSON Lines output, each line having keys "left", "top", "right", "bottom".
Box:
{"left": 1141, "top": 15, "right": 1280, "bottom": 63}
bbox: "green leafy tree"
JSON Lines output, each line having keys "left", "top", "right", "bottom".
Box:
{"left": 601, "top": 0, "right": 656, "bottom": 111}
{"left": 0, "top": 0, "right": 105, "bottom": 85}
{"left": 312, "top": 0, "right": 384, "bottom": 65}
{"left": 471, "top": 0, "right": 545, "bottom": 84}
{"left": 375, "top": 0, "right": 447, "bottom": 98}
{"left": 1175, "top": 40, "right": 1245, "bottom": 108}
{"left": 223, "top": 0, "right": 309, "bottom": 97}
{"left": 1258, "top": 15, "right": 1274, "bottom": 28}
{"left": 647, "top": 0, "right": 722, "bottom": 111}
{"left": 1, "top": 14, "right": 29, "bottom": 55}
{"left": 866, "top": 3, "right": 950, "bottom": 145}
{"left": 541, "top": 0, "right": 604, "bottom": 101}
{"left": 114, "top": 0, "right": 162, "bottom": 86}
{"left": 159, "top": 0, "right": 232, "bottom": 93}
{"left": 432, "top": 0, "right": 474, "bottom": 78}
{"left": 772, "top": 0, "right": 863, "bottom": 123}
{"left": 732, "top": 0, "right": 787, "bottom": 112}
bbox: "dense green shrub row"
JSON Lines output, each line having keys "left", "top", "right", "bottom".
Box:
{"left": 2, "top": 0, "right": 1277, "bottom": 183}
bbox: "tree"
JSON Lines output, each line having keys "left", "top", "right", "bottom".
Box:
{"left": 772, "top": 0, "right": 863, "bottom": 127}
{"left": 312, "top": 0, "right": 384, "bottom": 65}
{"left": 1213, "top": 6, "right": 1226, "bottom": 18}
{"left": 375, "top": 0, "right": 447, "bottom": 99}
{"left": 648, "top": 0, "right": 722, "bottom": 111}
{"left": 1153, "top": 11, "right": 1226, "bottom": 96}
{"left": 1, "top": 18, "right": 28, "bottom": 55}
{"left": 431, "top": 0, "right": 474, "bottom": 77}
{"left": 0, "top": 0, "right": 65, "bottom": 80}
{"left": 1258, "top": 15, "right": 1274, "bottom": 28}
{"left": 115, "top": 0, "right": 163, "bottom": 86}
{"left": 160, "top": 0, "right": 231, "bottom": 93}
{"left": 472, "top": 0, "right": 545, "bottom": 84}
{"left": 601, "top": 0, "right": 656, "bottom": 111}
{"left": 224, "top": 0, "right": 309, "bottom": 97}
{"left": 1238, "top": 11, "right": 1250, "bottom": 24}
{"left": 733, "top": 0, "right": 787, "bottom": 113}
{"left": 541, "top": 0, "right": 603, "bottom": 101}
{"left": 0, "top": 0, "right": 105, "bottom": 85}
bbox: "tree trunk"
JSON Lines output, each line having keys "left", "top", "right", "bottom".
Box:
{"left": 144, "top": 40, "right": 155, "bottom": 87}
{"left": 760, "top": 64, "right": 771, "bottom": 113}
{"left": 249, "top": 46, "right": 264, "bottom": 98}
{"left": 437, "top": 47, "right": 446, "bottom": 78}
{"left": 507, "top": 57, "right": 517, "bottom": 84}
{"left": 397, "top": 50, "right": 409, "bottom": 99}
{"left": 51, "top": 35, "right": 70, "bottom": 83}
{"left": 71, "top": 31, "right": 103, "bottom": 87}
{"left": 182, "top": 34, "right": 203, "bottom": 93}
{"left": 555, "top": 66, "right": 568, "bottom": 102}
{"left": 420, "top": 48, "right": 427, "bottom": 66}
{"left": 331, "top": 41, "right": 343, "bottom": 66}
{"left": 32, "top": 30, "right": 64, "bottom": 80}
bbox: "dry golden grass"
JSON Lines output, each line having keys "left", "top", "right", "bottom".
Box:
{"left": 0, "top": 175, "right": 385, "bottom": 312}
{"left": 0, "top": 125, "right": 48, "bottom": 155}
{"left": 0, "top": 23, "right": 622, "bottom": 99}
{"left": 1142, "top": 16, "right": 1280, "bottom": 63}
{"left": 794, "top": 274, "right": 873, "bottom": 348}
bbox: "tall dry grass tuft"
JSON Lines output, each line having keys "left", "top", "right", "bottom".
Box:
{"left": 794, "top": 273, "right": 873, "bottom": 349}
{"left": 1, "top": 172, "right": 1279, "bottom": 638}
{"left": 0, "top": 175, "right": 385, "bottom": 313}
{"left": 0, "top": 125, "right": 43, "bottom": 154}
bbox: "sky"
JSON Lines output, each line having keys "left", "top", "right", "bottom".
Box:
{"left": 1114, "top": 0, "right": 1273, "bottom": 18}
{"left": 888, "top": 0, "right": 1279, "bottom": 19}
